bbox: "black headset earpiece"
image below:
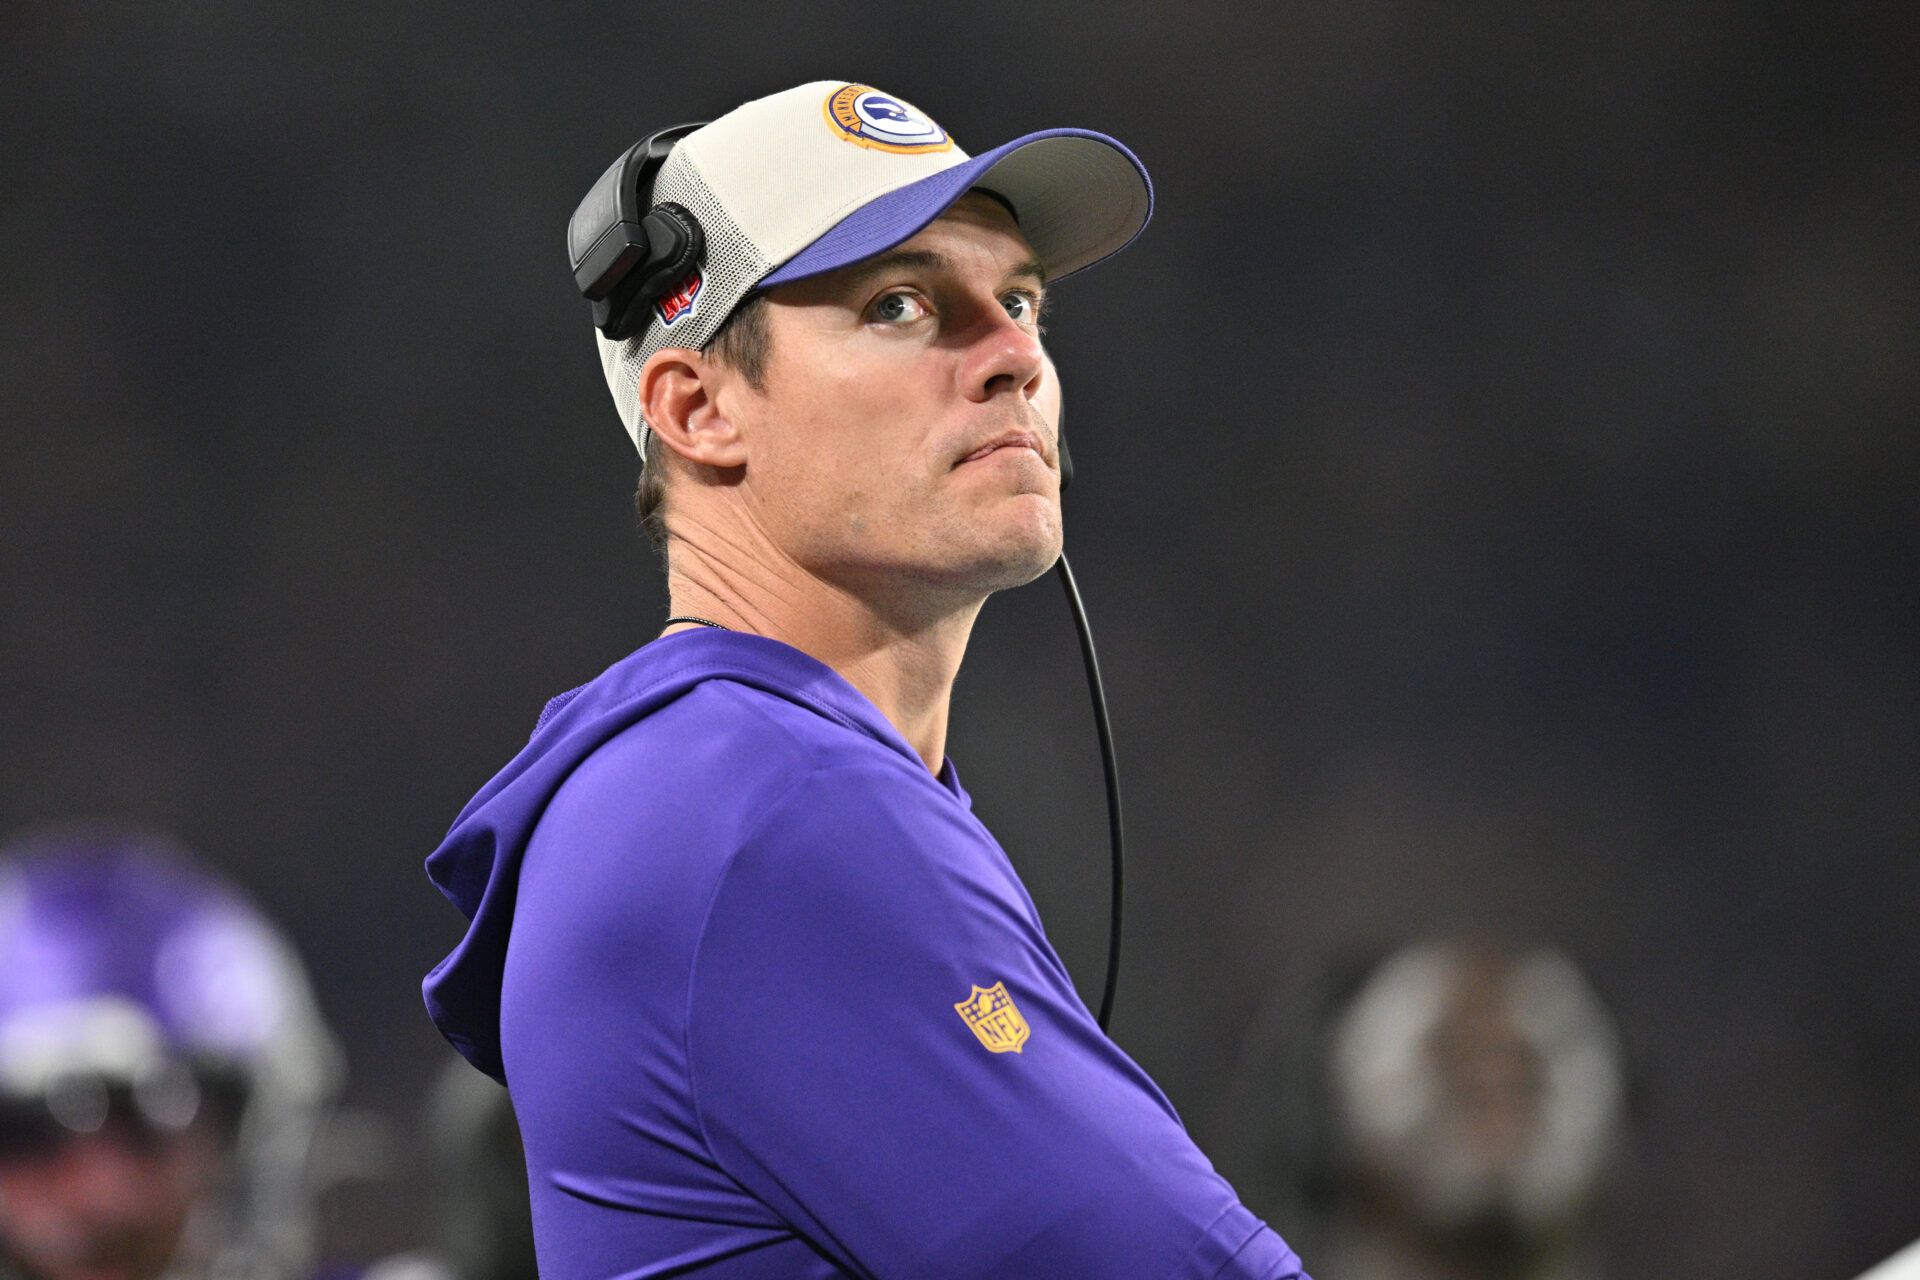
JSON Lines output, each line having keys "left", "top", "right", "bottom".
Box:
{"left": 1056, "top": 402, "right": 1073, "bottom": 492}
{"left": 568, "top": 122, "right": 710, "bottom": 340}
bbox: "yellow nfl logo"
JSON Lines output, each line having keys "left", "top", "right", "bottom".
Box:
{"left": 954, "top": 981, "right": 1030, "bottom": 1054}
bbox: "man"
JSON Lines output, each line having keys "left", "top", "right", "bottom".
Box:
{"left": 0, "top": 827, "right": 342, "bottom": 1280}
{"left": 424, "top": 81, "right": 1308, "bottom": 1278}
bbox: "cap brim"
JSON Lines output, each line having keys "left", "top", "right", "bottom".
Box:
{"left": 757, "top": 128, "right": 1153, "bottom": 289}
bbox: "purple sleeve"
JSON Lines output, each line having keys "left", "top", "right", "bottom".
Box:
{"left": 687, "top": 764, "right": 1308, "bottom": 1280}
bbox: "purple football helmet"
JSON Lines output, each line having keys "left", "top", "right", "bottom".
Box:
{"left": 0, "top": 826, "right": 341, "bottom": 1279}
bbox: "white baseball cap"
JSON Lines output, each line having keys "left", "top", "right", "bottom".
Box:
{"left": 590, "top": 80, "right": 1155, "bottom": 455}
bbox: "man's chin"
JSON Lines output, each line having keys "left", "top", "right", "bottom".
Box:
{"left": 825, "top": 497, "right": 1062, "bottom": 605}
{"left": 889, "top": 531, "right": 1059, "bottom": 603}
{"left": 5, "top": 1240, "right": 172, "bottom": 1280}
{"left": 959, "top": 524, "right": 1064, "bottom": 595}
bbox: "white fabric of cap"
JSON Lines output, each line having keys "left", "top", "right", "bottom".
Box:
{"left": 592, "top": 81, "right": 1151, "bottom": 455}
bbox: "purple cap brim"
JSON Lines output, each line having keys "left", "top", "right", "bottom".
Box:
{"left": 758, "top": 127, "right": 1154, "bottom": 289}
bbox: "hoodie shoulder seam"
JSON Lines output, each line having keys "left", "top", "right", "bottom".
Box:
{"left": 557, "top": 653, "right": 879, "bottom": 763}
{"left": 699, "top": 678, "right": 851, "bottom": 772}
{"left": 556, "top": 655, "right": 776, "bottom": 736}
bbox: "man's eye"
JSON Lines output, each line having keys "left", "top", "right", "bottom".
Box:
{"left": 871, "top": 292, "right": 928, "bottom": 324}
{"left": 1002, "top": 291, "right": 1044, "bottom": 326}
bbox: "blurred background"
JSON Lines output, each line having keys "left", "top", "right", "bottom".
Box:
{"left": 2, "top": 1, "right": 1915, "bottom": 1275}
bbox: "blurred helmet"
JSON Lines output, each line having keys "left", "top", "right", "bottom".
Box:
{"left": 1325, "top": 938, "right": 1625, "bottom": 1242}
{"left": 0, "top": 826, "right": 342, "bottom": 1279}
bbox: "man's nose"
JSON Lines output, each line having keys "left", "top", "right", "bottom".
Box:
{"left": 960, "top": 303, "right": 1046, "bottom": 406}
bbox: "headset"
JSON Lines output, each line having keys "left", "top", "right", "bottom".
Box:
{"left": 568, "top": 123, "right": 708, "bottom": 340}
{"left": 569, "top": 129, "right": 1128, "bottom": 1032}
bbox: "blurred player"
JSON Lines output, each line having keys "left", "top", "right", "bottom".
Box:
{"left": 0, "top": 827, "right": 341, "bottom": 1280}
{"left": 1314, "top": 939, "right": 1626, "bottom": 1280}
{"left": 424, "top": 81, "right": 1309, "bottom": 1276}
{"left": 361, "top": 1057, "right": 535, "bottom": 1280}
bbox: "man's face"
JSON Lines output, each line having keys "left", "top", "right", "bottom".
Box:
{"left": 716, "top": 193, "right": 1063, "bottom": 613}
{"left": 0, "top": 1113, "right": 223, "bottom": 1280}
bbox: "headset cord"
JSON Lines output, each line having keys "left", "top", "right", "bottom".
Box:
{"left": 1055, "top": 552, "right": 1125, "bottom": 1033}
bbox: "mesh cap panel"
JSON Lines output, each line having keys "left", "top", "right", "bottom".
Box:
{"left": 595, "top": 146, "right": 773, "bottom": 452}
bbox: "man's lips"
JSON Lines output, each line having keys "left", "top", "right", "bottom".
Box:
{"left": 956, "top": 430, "right": 1045, "bottom": 467}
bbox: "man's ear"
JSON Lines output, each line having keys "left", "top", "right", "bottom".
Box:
{"left": 638, "top": 347, "right": 749, "bottom": 469}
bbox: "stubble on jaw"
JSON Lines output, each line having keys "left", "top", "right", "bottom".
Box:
{"left": 741, "top": 200, "right": 1059, "bottom": 603}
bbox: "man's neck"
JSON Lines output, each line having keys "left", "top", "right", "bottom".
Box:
{"left": 664, "top": 542, "right": 981, "bottom": 776}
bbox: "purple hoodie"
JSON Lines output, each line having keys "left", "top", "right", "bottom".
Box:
{"left": 424, "top": 629, "right": 1306, "bottom": 1279}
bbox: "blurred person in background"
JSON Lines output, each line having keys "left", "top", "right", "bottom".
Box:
{"left": 1229, "top": 938, "right": 1626, "bottom": 1280}
{"left": 361, "top": 1056, "right": 534, "bottom": 1280}
{"left": 0, "top": 828, "right": 342, "bottom": 1280}
{"left": 1318, "top": 939, "right": 1626, "bottom": 1280}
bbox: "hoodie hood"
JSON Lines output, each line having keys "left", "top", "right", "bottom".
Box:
{"left": 422, "top": 629, "right": 964, "bottom": 1082}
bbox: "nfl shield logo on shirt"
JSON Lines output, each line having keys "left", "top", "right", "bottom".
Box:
{"left": 954, "top": 981, "right": 1030, "bottom": 1054}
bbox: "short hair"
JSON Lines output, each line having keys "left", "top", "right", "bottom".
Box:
{"left": 634, "top": 292, "right": 771, "bottom": 558}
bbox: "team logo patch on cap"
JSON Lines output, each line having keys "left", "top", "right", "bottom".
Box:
{"left": 954, "top": 981, "right": 1029, "bottom": 1054}
{"left": 655, "top": 268, "right": 702, "bottom": 327}
{"left": 823, "top": 84, "right": 953, "bottom": 154}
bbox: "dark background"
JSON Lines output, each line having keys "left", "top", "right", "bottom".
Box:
{"left": 3, "top": 2, "right": 1916, "bottom": 1274}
